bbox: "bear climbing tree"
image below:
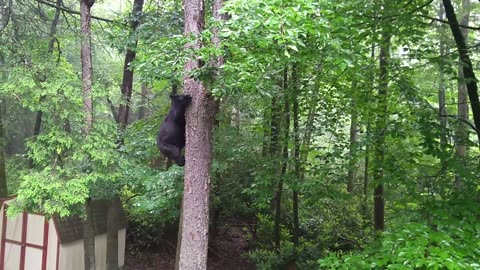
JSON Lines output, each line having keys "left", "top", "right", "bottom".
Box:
{"left": 156, "top": 94, "right": 191, "bottom": 166}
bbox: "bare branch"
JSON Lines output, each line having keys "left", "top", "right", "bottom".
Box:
{"left": 34, "top": 0, "right": 119, "bottom": 24}
{"left": 419, "top": 14, "right": 480, "bottom": 30}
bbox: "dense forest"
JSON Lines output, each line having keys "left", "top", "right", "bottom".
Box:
{"left": 0, "top": 0, "right": 479, "bottom": 269}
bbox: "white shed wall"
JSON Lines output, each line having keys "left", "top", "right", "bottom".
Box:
{"left": 118, "top": 228, "right": 126, "bottom": 268}
{"left": 46, "top": 221, "right": 58, "bottom": 270}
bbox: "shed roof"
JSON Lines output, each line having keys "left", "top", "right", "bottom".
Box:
{"left": 53, "top": 199, "right": 128, "bottom": 243}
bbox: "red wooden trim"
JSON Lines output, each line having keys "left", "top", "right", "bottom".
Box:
{"left": 0, "top": 206, "right": 8, "bottom": 270}
{"left": 4, "top": 239, "right": 44, "bottom": 249}
{"left": 19, "top": 211, "right": 28, "bottom": 270}
{"left": 55, "top": 237, "right": 60, "bottom": 270}
{"left": 42, "top": 219, "right": 49, "bottom": 270}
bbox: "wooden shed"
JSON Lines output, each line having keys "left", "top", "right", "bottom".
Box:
{"left": 0, "top": 196, "right": 127, "bottom": 270}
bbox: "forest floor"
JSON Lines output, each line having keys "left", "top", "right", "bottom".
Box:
{"left": 124, "top": 224, "right": 255, "bottom": 270}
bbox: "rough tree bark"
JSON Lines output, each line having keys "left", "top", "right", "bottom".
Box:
{"left": 443, "top": 0, "right": 480, "bottom": 144}
{"left": 373, "top": 31, "right": 390, "bottom": 232}
{"left": 177, "top": 0, "right": 217, "bottom": 268}
{"left": 80, "top": 0, "right": 95, "bottom": 269}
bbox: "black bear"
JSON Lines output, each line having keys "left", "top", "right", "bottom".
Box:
{"left": 156, "top": 94, "right": 191, "bottom": 166}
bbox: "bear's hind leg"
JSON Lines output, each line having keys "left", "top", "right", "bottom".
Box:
{"left": 158, "top": 143, "right": 185, "bottom": 166}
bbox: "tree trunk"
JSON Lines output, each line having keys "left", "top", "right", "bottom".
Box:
{"left": 347, "top": 81, "right": 359, "bottom": 194}
{"left": 454, "top": 0, "right": 470, "bottom": 189}
{"left": 117, "top": 0, "right": 144, "bottom": 131}
{"left": 80, "top": 0, "right": 95, "bottom": 269}
{"left": 137, "top": 84, "right": 149, "bottom": 120}
{"left": 292, "top": 65, "right": 299, "bottom": 247}
{"left": 177, "top": 0, "right": 216, "bottom": 268}
{"left": 0, "top": 0, "right": 12, "bottom": 32}
{"left": 363, "top": 44, "right": 375, "bottom": 219}
{"left": 438, "top": 2, "right": 448, "bottom": 154}
{"left": 261, "top": 107, "right": 270, "bottom": 157}
{"left": 443, "top": 0, "right": 480, "bottom": 144}
{"left": 0, "top": 99, "right": 7, "bottom": 197}
{"left": 0, "top": 3, "right": 9, "bottom": 197}
{"left": 106, "top": 2, "right": 144, "bottom": 269}
{"left": 80, "top": 0, "right": 94, "bottom": 135}
{"left": 106, "top": 197, "right": 121, "bottom": 270}
{"left": 83, "top": 198, "right": 96, "bottom": 270}
{"left": 29, "top": 0, "right": 62, "bottom": 169}
{"left": 373, "top": 32, "right": 390, "bottom": 232}
{"left": 274, "top": 68, "right": 288, "bottom": 249}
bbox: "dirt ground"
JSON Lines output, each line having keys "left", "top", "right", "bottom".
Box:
{"left": 124, "top": 226, "right": 255, "bottom": 270}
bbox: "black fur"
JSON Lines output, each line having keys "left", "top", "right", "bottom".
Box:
{"left": 157, "top": 94, "right": 191, "bottom": 166}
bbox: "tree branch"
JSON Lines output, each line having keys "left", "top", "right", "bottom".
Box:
{"left": 419, "top": 14, "right": 479, "bottom": 30}
{"left": 107, "top": 98, "right": 119, "bottom": 123}
{"left": 440, "top": 114, "right": 479, "bottom": 134}
{"left": 34, "top": 0, "right": 119, "bottom": 24}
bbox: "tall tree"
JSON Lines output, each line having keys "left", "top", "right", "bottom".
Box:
{"left": 80, "top": 0, "right": 95, "bottom": 269}
{"left": 373, "top": 31, "right": 390, "bottom": 232}
{"left": 292, "top": 65, "right": 300, "bottom": 247}
{"left": 454, "top": 0, "right": 470, "bottom": 188}
{"left": 29, "top": 0, "right": 63, "bottom": 169}
{"left": 438, "top": 2, "right": 448, "bottom": 153}
{"left": 117, "top": 0, "right": 144, "bottom": 131}
{"left": 443, "top": 0, "right": 480, "bottom": 144}
{"left": 347, "top": 81, "right": 359, "bottom": 194}
{"left": 106, "top": 1, "right": 144, "bottom": 269}
{"left": 0, "top": 98, "right": 6, "bottom": 198}
{"left": 274, "top": 68, "right": 288, "bottom": 249}
{"left": 0, "top": 0, "right": 11, "bottom": 197}
{"left": 177, "top": 0, "right": 217, "bottom": 268}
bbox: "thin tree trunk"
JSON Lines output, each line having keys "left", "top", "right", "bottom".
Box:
{"left": 438, "top": 2, "right": 448, "bottom": 153}
{"left": 0, "top": 99, "right": 7, "bottom": 197}
{"left": 107, "top": 2, "right": 144, "bottom": 269}
{"left": 117, "top": 0, "right": 144, "bottom": 131}
{"left": 270, "top": 96, "right": 282, "bottom": 157}
{"left": 177, "top": 0, "right": 215, "bottom": 268}
{"left": 29, "top": 0, "right": 62, "bottom": 169}
{"left": 292, "top": 65, "right": 300, "bottom": 247}
{"left": 106, "top": 197, "right": 120, "bottom": 270}
{"left": 363, "top": 44, "right": 375, "bottom": 219}
{"left": 137, "top": 84, "right": 149, "bottom": 120}
{"left": 262, "top": 107, "right": 270, "bottom": 157}
{"left": 80, "top": 0, "right": 94, "bottom": 135}
{"left": 364, "top": 120, "right": 370, "bottom": 217}
{"left": 80, "top": 0, "right": 95, "bottom": 269}
{"left": 208, "top": 0, "right": 226, "bottom": 246}
{"left": 0, "top": 0, "right": 12, "bottom": 32}
{"left": 274, "top": 68, "right": 288, "bottom": 249}
{"left": 443, "top": 0, "right": 480, "bottom": 144}
{"left": 347, "top": 81, "right": 359, "bottom": 194}
{"left": 373, "top": 31, "right": 390, "bottom": 232}
{"left": 0, "top": 1, "right": 10, "bottom": 196}
{"left": 454, "top": 0, "right": 470, "bottom": 189}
